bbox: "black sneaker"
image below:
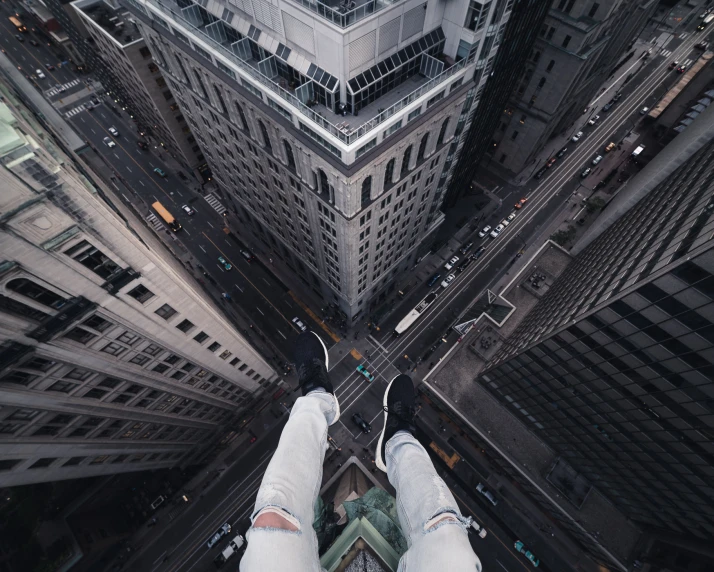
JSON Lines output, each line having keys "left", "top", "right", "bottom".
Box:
{"left": 375, "top": 374, "right": 417, "bottom": 472}
{"left": 294, "top": 332, "right": 340, "bottom": 422}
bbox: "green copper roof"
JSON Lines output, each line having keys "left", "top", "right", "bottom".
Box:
{"left": 319, "top": 516, "right": 400, "bottom": 572}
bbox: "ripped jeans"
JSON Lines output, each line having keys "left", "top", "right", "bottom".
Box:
{"left": 240, "top": 390, "right": 482, "bottom": 571}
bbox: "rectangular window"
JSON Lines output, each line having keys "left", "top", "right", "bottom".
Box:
{"left": 588, "top": 3, "right": 599, "bottom": 17}
{"left": 176, "top": 319, "right": 195, "bottom": 333}
{"left": 562, "top": 35, "right": 572, "bottom": 48}
{"left": 64, "top": 240, "right": 120, "bottom": 280}
{"left": 117, "top": 331, "right": 139, "bottom": 345}
{"left": 193, "top": 331, "right": 209, "bottom": 343}
{"left": 83, "top": 315, "right": 113, "bottom": 332}
{"left": 127, "top": 284, "right": 154, "bottom": 303}
{"left": 154, "top": 304, "right": 177, "bottom": 320}
{"left": 219, "top": 350, "right": 232, "bottom": 360}
{"left": 64, "top": 327, "right": 96, "bottom": 344}
{"left": 142, "top": 343, "right": 163, "bottom": 356}
{"left": 101, "top": 342, "right": 126, "bottom": 357}
{"left": 207, "top": 342, "right": 221, "bottom": 352}
{"left": 407, "top": 108, "right": 422, "bottom": 122}
{"left": 130, "top": 354, "right": 150, "bottom": 366}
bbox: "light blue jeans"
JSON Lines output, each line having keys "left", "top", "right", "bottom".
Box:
{"left": 240, "top": 391, "right": 482, "bottom": 571}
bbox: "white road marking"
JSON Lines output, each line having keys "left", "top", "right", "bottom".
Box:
{"left": 192, "top": 514, "right": 207, "bottom": 527}
{"left": 183, "top": 228, "right": 191, "bottom": 236}
{"left": 225, "top": 239, "right": 231, "bottom": 246}
{"left": 207, "top": 221, "right": 214, "bottom": 228}
{"left": 122, "top": 193, "right": 130, "bottom": 201}
{"left": 113, "top": 153, "right": 120, "bottom": 159}
{"left": 139, "top": 180, "right": 145, "bottom": 186}
{"left": 199, "top": 245, "right": 206, "bottom": 253}
{"left": 126, "top": 166, "right": 132, "bottom": 172}
{"left": 256, "top": 307, "right": 264, "bottom": 316}
{"left": 496, "top": 560, "right": 509, "bottom": 572}
{"left": 153, "top": 551, "right": 167, "bottom": 564}
{"left": 262, "top": 278, "right": 270, "bottom": 286}
{"left": 176, "top": 190, "right": 183, "bottom": 196}
{"left": 234, "top": 284, "right": 244, "bottom": 292}
{"left": 277, "top": 330, "right": 286, "bottom": 339}
{"left": 80, "top": 117, "right": 85, "bottom": 123}
{"left": 90, "top": 128, "right": 96, "bottom": 134}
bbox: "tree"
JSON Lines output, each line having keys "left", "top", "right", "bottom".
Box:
{"left": 550, "top": 225, "right": 576, "bottom": 246}
{"left": 585, "top": 196, "right": 606, "bottom": 213}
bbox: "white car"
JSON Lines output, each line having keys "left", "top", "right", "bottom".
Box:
{"left": 292, "top": 317, "right": 307, "bottom": 332}
{"left": 444, "top": 256, "right": 460, "bottom": 270}
{"left": 507, "top": 212, "right": 517, "bottom": 222}
{"left": 206, "top": 523, "right": 232, "bottom": 549}
{"left": 478, "top": 226, "right": 492, "bottom": 238}
{"left": 640, "top": 107, "right": 649, "bottom": 115}
{"left": 440, "top": 274, "right": 455, "bottom": 288}
{"left": 490, "top": 224, "right": 504, "bottom": 238}
{"left": 108, "top": 126, "right": 119, "bottom": 137}
{"left": 587, "top": 115, "right": 599, "bottom": 126}
{"left": 35, "top": 69, "right": 46, "bottom": 79}
{"left": 501, "top": 218, "right": 510, "bottom": 228}
{"left": 476, "top": 483, "right": 498, "bottom": 506}
{"left": 592, "top": 155, "right": 603, "bottom": 165}
{"left": 103, "top": 137, "right": 116, "bottom": 148}
{"left": 571, "top": 131, "right": 584, "bottom": 142}
{"left": 181, "top": 204, "right": 195, "bottom": 216}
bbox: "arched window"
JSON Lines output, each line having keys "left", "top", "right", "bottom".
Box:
{"left": 437, "top": 117, "right": 450, "bottom": 145}
{"left": 400, "top": 145, "right": 412, "bottom": 176}
{"left": 234, "top": 102, "right": 250, "bottom": 133}
{"left": 7, "top": 278, "right": 66, "bottom": 309}
{"left": 318, "top": 169, "right": 329, "bottom": 195}
{"left": 259, "top": 120, "right": 272, "bottom": 153}
{"left": 284, "top": 140, "right": 296, "bottom": 170}
{"left": 361, "top": 176, "right": 372, "bottom": 206}
{"left": 417, "top": 133, "right": 429, "bottom": 162}
{"left": 383, "top": 159, "right": 395, "bottom": 190}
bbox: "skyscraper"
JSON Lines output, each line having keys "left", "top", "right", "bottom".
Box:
{"left": 491, "top": 0, "right": 656, "bottom": 175}
{"left": 446, "top": 0, "right": 550, "bottom": 205}
{"left": 121, "top": 0, "right": 522, "bottom": 320}
{"left": 0, "top": 61, "right": 277, "bottom": 487}
{"left": 479, "top": 105, "right": 714, "bottom": 539}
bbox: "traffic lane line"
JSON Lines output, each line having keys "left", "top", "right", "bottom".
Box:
{"left": 287, "top": 291, "right": 340, "bottom": 343}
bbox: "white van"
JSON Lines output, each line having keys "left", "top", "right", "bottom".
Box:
{"left": 213, "top": 534, "right": 245, "bottom": 567}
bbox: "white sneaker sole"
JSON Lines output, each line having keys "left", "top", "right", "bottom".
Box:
{"left": 310, "top": 331, "right": 340, "bottom": 424}
{"left": 375, "top": 374, "right": 399, "bottom": 472}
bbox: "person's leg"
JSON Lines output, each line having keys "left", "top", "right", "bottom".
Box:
{"left": 376, "top": 375, "right": 482, "bottom": 572}
{"left": 241, "top": 332, "right": 339, "bottom": 572}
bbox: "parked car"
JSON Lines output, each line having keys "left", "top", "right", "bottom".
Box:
{"left": 613, "top": 92, "right": 623, "bottom": 102}
{"left": 444, "top": 256, "right": 459, "bottom": 271}
{"left": 181, "top": 204, "right": 195, "bottom": 216}
{"left": 605, "top": 142, "right": 616, "bottom": 153}
{"left": 207, "top": 523, "right": 232, "bottom": 549}
{"left": 459, "top": 242, "right": 473, "bottom": 255}
{"left": 587, "top": 115, "right": 599, "bottom": 126}
{"left": 153, "top": 167, "right": 167, "bottom": 177}
{"left": 292, "top": 317, "right": 307, "bottom": 332}
{"left": 581, "top": 167, "right": 592, "bottom": 178}
{"left": 427, "top": 273, "right": 441, "bottom": 287}
{"left": 108, "top": 126, "right": 119, "bottom": 136}
{"left": 35, "top": 69, "right": 46, "bottom": 79}
{"left": 214, "top": 535, "right": 244, "bottom": 567}
{"left": 571, "top": 131, "right": 584, "bottom": 142}
{"left": 695, "top": 41, "right": 709, "bottom": 50}
{"left": 545, "top": 157, "right": 556, "bottom": 168}
{"left": 476, "top": 483, "right": 498, "bottom": 506}
{"left": 356, "top": 364, "right": 375, "bottom": 382}
{"left": 533, "top": 167, "right": 547, "bottom": 180}
{"left": 472, "top": 246, "right": 486, "bottom": 259}
{"left": 514, "top": 198, "right": 528, "bottom": 209}
{"left": 478, "top": 225, "right": 492, "bottom": 238}
{"left": 514, "top": 540, "right": 540, "bottom": 567}
{"left": 103, "top": 137, "right": 116, "bottom": 148}
{"left": 457, "top": 258, "right": 473, "bottom": 273}
{"left": 440, "top": 274, "right": 456, "bottom": 288}
{"left": 352, "top": 413, "right": 371, "bottom": 434}
{"left": 500, "top": 218, "right": 510, "bottom": 228}
{"left": 592, "top": 155, "right": 603, "bottom": 165}
{"left": 639, "top": 107, "right": 649, "bottom": 115}
{"left": 602, "top": 101, "right": 614, "bottom": 112}
{"left": 217, "top": 256, "right": 232, "bottom": 271}
{"left": 490, "top": 224, "right": 504, "bottom": 238}
{"left": 556, "top": 147, "right": 568, "bottom": 158}
{"left": 507, "top": 212, "right": 517, "bottom": 222}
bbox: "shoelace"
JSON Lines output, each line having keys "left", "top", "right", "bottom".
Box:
{"left": 297, "top": 358, "right": 328, "bottom": 388}
{"left": 383, "top": 402, "right": 417, "bottom": 425}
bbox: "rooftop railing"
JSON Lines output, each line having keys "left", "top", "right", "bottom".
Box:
{"left": 290, "top": 0, "right": 400, "bottom": 29}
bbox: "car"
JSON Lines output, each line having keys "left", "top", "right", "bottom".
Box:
{"left": 669, "top": 60, "right": 679, "bottom": 69}
{"left": 457, "top": 258, "right": 473, "bottom": 273}
{"left": 103, "top": 137, "right": 116, "bottom": 148}
{"left": 677, "top": 64, "right": 687, "bottom": 73}
{"left": 639, "top": 107, "right": 649, "bottom": 115}
{"left": 695, "top": 41, "right": 709, "bottom": 50}
{"left": 426, "top": 273, "right": 441, "bottom": 287}
{"left": 472, "top": 246, "right": 486, "bottom": 259}
{"left": 478, "top": 225, "right": 492, "bottom": 238}
{"left": 556, "top": 147, "right": 568, "bottom": 158}
{"left": 587, "top": 115, "right": 599, "bottom": 126}
{"left": 604, "top": 142, "right": 616, "bottom": 153}
{"left": 602, "top": 101, "right": 614, "bottom": 112}
{"left": 533, "top": 167, "right": 547, "bottom": 180}
{"left": 581, "top": 167, "right": 592, "bottom": 178}
{"left": 469, "top": 521, "right": 488, "bottom": 539}
{"left": 507, "top": 212, "right": 517, "bottom": 222}
{"left": 241, "top": 250, "right": 256, "bottom": 262}
{"left": 592, "top": 155, "right": 603, "bottom": 165}
{"left": 214, "top": 534, "right": 245, "bottom": 567}
{"left": 86, "top": 99, "right": 100, "bottom": 110}
{"left": 181, "top": 204, "right": 195, "bottom": 216}
{"left": 613, "top": 92, "right": 623, "bottom": 102}
{"left": 137, "top": 140, "right": 149, "bottom": 150}
{"left": 444, "top": 255, "right": 459, "bottom": 270}
{"left": 44, "top": 63, "right": 55, "bottom": 71}
{"left": 217, "top": 256, "right": 232, "bottom": 271}
{"left": 54, "top": 83, "right": 66, "bottom": 93}
{"left": 571, "top": 131, "right": 584, "bottom": 142}
{"left": 29, "top": 39, "right": 39, "bottom": 46}
{"left": 514, "top": 540, "right": 540, "bottom": 567}
{"left": 476, "top": 482, "right": 498, "bottom": 505}
{"left": 545, "top": 157, "right": 556, "bottom": 168}
{"left": 514, "top": 198, "right": 528, "bottom": 209}
{"left": 292, "top": 317, "right": 307, "bottom": 332}
{"left": 153, "top": 167, "right": 167, "bottom": 177}
{"left": 352, "top": 413, "right": 371, "bottom": 434}
{"left": 35, "top": 69, "right": 45, "bottom": 79}
{"left": 108, "top": 126, "right": 119, "bottom": 136}
{"left": 459, "top": 242, "right": 473, "bottom": 255}
{"left": 15, "top": 34, "right": 24, "bottom": 42}
{"left": 490, "top": 224, "right": 504, "bottom": 238}
{"left": 501, "top": 218, "right": 510, "bottom": 228}
{"left": 356, "top": 364, "right": 375, "bottom": 382}
{"left": 207, "top": 523, "right": 232, "bottom": 549}
{"left": 440, "top": 274, "right": 456, "bottom": 288}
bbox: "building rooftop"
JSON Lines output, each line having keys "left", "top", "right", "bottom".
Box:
{"left": 73, "top": 0, "right": 143, "bottom": 47}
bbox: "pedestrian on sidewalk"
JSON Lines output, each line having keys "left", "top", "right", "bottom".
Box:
{"left": 240, "top": 332, "right": 482, "bottom": 571}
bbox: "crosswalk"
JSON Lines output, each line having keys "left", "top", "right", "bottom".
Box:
{"left": 46, "top": 78, "right": 81, "bottom": 97}
{"left": 146, "top": 213, "right": 166, "bottom": 233}
{"left": 680, "top": 32, "right": 689, "bottom": 40}
{"left": 682, "top": 58, "right": 693, "bottom": 67}
{"left": 204, "top": 193, "right": 227, "bottom": 215}
{"left": 65, "top": 104, "right": 86, "bottom": 118}
{"left": 661, "top": 49, "right": 673, "bottom": 58}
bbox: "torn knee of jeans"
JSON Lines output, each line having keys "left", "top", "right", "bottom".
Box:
{"left": 424, "top": 510, "right": 472, "bottom": 533}
{"left": 253, "top": 506, "right": 301, "bottom": 533}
